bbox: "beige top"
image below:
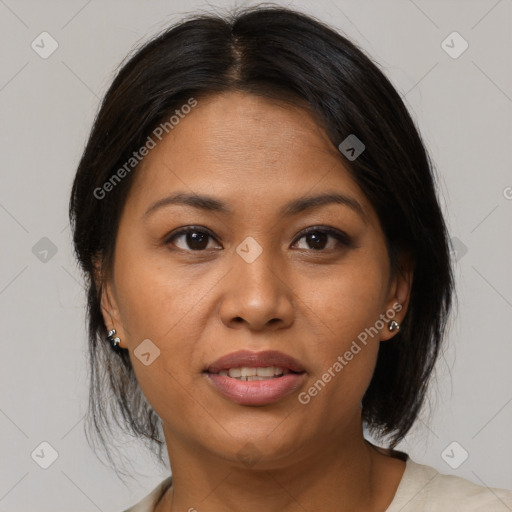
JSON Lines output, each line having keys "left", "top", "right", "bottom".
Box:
{"left": 123, "top": 456, "right": 512, "bottom": 511}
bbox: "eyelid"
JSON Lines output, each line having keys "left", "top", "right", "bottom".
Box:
{"left": 164, "top": 225, "right": 220, "bottom": 247}
{"left": 293, "top": 225, "right": 355, "bottom": 248}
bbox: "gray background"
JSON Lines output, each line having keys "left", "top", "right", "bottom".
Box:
{"left": 1, "top": 0, "right": 511, "bottom": 510}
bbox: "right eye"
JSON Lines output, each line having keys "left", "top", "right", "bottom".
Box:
{"left": 165, "top": 227, "right": 222, "bottom": 252}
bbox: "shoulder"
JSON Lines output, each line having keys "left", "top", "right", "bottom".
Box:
{"left": 121, "top": 476, "right": 172, "bottom": 512}
{"left": 387, "top": 458, "right": 512, "bottom": 511}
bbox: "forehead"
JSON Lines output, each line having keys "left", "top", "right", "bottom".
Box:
{"left": 126, "top": 92, "right": 374, "bottom": 220}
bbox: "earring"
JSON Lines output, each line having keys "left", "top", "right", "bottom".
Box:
{"left": 388, "top": 320, "right": 400, "bottom": 333}
{"left": 106, "top": 329, "right": 122, "bottom": 352}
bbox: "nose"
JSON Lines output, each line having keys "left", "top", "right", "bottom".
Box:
{"left": 219, "top": 248, "right": 295, "bottom": 332}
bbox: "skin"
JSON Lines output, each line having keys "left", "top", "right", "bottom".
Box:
{"left": 99, "top": 91, "right": 413, "bottom": 511}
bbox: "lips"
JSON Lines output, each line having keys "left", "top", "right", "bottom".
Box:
{"left": 204, "top": 350, "right": 307, "bottom": 406}
{"left": 205, "top": 350, "right": 306, "bottom": 374}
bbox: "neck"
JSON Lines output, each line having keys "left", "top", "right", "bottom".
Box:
{"left": 156, "top": 422, "right": 403, "bottom": 512}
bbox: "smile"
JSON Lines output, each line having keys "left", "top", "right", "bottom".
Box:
{"left": 212, "top": 366, "right": 291, "bottom": 380}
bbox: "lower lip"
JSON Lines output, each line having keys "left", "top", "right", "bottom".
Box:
{"left": 205, "top": 373, "right": 306, "bottom": 405}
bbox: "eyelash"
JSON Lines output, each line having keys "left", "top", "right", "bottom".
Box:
{"left": 164, "top": 225, "right": 354, "bottom": 253}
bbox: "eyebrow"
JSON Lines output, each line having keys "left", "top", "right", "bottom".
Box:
{"left": 143, "top": 191, "right": 366, "bottom": 222}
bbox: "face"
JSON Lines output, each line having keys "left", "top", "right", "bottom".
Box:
{"left": 100, "top": 91, "right": 411, "bottom": 467}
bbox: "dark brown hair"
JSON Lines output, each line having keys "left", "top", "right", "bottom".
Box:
{"left": 69, "top": 4, "right": 455, "bottom": 477}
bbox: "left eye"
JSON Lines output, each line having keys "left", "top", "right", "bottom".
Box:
{"left": 292, "top": 228, "right": 352, "bottom": 251}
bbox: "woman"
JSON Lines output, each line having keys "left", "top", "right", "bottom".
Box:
{"left": 69, "top": 5, "right": 512, "bottom": 511}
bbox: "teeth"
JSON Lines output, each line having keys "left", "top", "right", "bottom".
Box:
{"left": 241, "top": 367, "right": 256, "bottom": 377}
{"left": 255, "top": 367, "right": 275, "bottom": 377}
{"left": 218, "top": 366, "right": 288, "bottom": 379}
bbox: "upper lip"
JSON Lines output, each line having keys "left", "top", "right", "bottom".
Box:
{"left": 206, "top": 350, "right": 306, "bottom": 374}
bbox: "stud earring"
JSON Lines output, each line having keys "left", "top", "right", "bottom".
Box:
{"left": 388, "top": 320, "right": 400, "bottom": 333}
{"left": 106, "top": 329, "right": 122, "bottom": 352}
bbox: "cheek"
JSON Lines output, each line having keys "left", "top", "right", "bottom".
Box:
{"left": 293, "top": 251, "right": 388, "bottom": 403}
{"left": 301, "top": 252, "right": 388, "bottom": 345}
{"left": 112, "top": 241, "right": 223, "bottom": 405}
{"left": 113, "top": 245, "right": 210, "bottom": 344}
{"left": 112, "top": 250, "right": 209, "bottom": 426}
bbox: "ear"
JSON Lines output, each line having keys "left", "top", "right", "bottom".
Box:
{"left": 92, "top": 253, "right": 127, "bottom": 349}
{"left": 379, "top": 250, "right": 414, "bottom": 342}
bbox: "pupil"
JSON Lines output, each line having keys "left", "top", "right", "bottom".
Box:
{"left": 188, "top": 232, "right": 208, "bottom": 250}
{"left": 308, "top": 232, "right": 327, "bottom": 250}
